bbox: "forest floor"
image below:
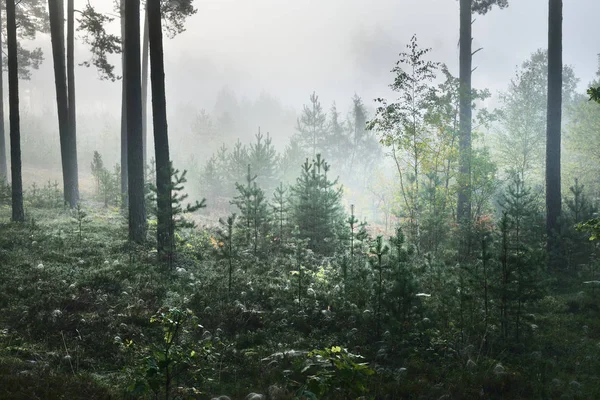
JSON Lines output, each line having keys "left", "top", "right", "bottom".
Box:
{"left": 0, "top": 200, "right": 600, "bottom": 399}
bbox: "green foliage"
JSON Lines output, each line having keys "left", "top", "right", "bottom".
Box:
{"left": 577, "top": 218, "right": 600, "bottom": 241}
{"left": 76, "top": 2, "right": 122, "bottom": 81}
{"left": 200, "top": 133, "right": 281, "bottom": 203}
{"left": 294, "top": 92, "right": 329, "bottom": 159}
{"left": 91, "top": 151, "right": 121, "bottom": 207}
{"left": 369, "top": 235, "right": 390, "bottom": 338}
{"left": 280, "top": 138, "right": 308, "bottom": 184}
{"left": 368, "top": 35, "right": 481, "bottom": 251}
{"left": 231, "top": 165, "right": 270, "bottom": 257}
{"left": 300, "top": 346, "right": 374, "bottom": 399}
{"left": 496, "top": 174, "right": 546, "bottom": 341}
{"left": 71, "top": 203, "right": 88, "bottom": 243}
{"left": 588, "top": 86, "right": 600, "bottom": 103}
{"left": 90, "top": 151, "right": 104, "bottom": 194}
{"left": 271, "top": 182, "right": 289, "bottom": 245}
{"left": 169, "top": 167, "right": 206, "bottom": 231}
{"left": 129, "top": 308, "right": 202, "bottom": 399}
{"left": 248, "top": 131, "right": 279, "bottom": 195}
{"left": 564, "top": 90, "right": 600, "bottom": 195}
{"left": 385, "top": 227, "right": 418, "bottom": 327}
{"left": 495, "top": 49, "right": 578, "bottom": 185}
{"left": 28, "top": 180, "right": 63, "bottom": 209}
{"left": 471, "top": 0, "right": 509, "bottom": 15}
{"left": 290, "top": 155, "right": 345, "bottom": 256}
{"left": 1, "top": 202, "right": 600, "bottom": 399}
{"left": 0, "top": 175, "right": 11, "bottom": 206}
{"left": 214, "top": 214, "right": 237, "bottom": 295}
{"left": 563, "top": 179, "right": 596, "bottom": 268}
{"left": 149, "top": 164, "right": 205, "bottom": 231}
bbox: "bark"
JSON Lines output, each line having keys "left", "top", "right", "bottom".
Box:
{"left": 125, "top": 0, "right": 147, "bottom": 243}
{"left": 148, "top": 0, "right": 173, "bottom": 263}
{"left": 457, "top": 0, "right": 472, "bottom": 224}
{"left": 120, "top": 0, "right": 128, "bottom": 197}
{"left": 7, "top": 0, "right": 24, "bottom": 221}
{"left": 546, "top": 0, "right": 563, "bottom": 268}
{"left": 0, "top": 8, "right": 6, "bottom": 181}
{"left": 67, "top": 0, "right": 79, "bottom": 204}
{"left": 49, "top": 0, "right": 78, "bottom": 207}
{"left": 142, "top": 2, "right": 149, "bottom": 169}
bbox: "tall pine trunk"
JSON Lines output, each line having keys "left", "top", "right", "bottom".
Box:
{"left": 120, "top": 0, "right": 128, "bottom": 198}
{"left": 457, "top": 0, "right": 472, "bottom": 226}
{"left": 67, "top": 0, "right": 78, "bottom": 203}
{"left": 148, "top": 0, "right": 173, "bottom": 264}
{"left": 546, "top": 0, "right": 563, "bottom": 269}
{"left": 0, "top": 7, "right": 6, "bottom": 181}
{"left": 49, "top": 0, "right": 78, "bottom": 208}
{"left": 142, "top": 2, "right": 149, "bottom": 169}
{"left": 125, "top": 0, "right": 147, "bottom": 243}
{"left": 6, "top": 0, "right": 23, "bottom": 221}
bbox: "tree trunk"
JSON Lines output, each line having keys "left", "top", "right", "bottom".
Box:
{"left": 67, "top": 0, "right": 79, "bottom": 205}
{"left": 142, "top": 1, "right": 149, "bottom": 169}
{"left": 6, "top": 0, "right": 23, "bottom": 221}
{"left": 546, "top": 0, "right": 563, "bottom": 269}
{"left": 148, "top": 0, "right": 173, "bottom": 263}
{"left": 125, "top": 0, "right": 147, "bottom": 243}
{"left": 457, "top": 0, "right": 472, "bottom": 225}
{"left": 120, "top": 0, "right": 128, "bottom": 198}
{"left": 0, "top": 7, "right": 7, "bottom": 181}
{"left": 49, "top": 0, "right": 78, "bottom": 207}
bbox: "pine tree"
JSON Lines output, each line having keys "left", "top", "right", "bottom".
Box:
{"left": 497, "top": 174, "right": 546, "bottom": 342}
{"left": 200, "top": 155, "right": 225, "bottom": 200}
{"left": 347, "top": 204, "right": 358, "bottom": 259}
{"left": 91, "top": 151, "right": 104, "bottom": 194}
{"left": 347, "top": 94, "right": 380, "bottom": 175}
{"left": 564, "top": 179, "right": 596, "bottom": 268}
{"left": 280, "top": 138, "right": 306, "bottom": 184}
{"left": 386, "top": 227, "right": 417, "bottom": 325}
{"left": 295, "top": 92, "right": 329, "bottom": 159}
{"left": 271, "top": 182, "right": 289, "bottom": 246}
{"left": 290, "top": 154, "right": 344, "bottom": 256}
{"left": 148, "top": 165, "right": 206, "bottom": 266}
{"left": 227, "top": 140, "right": 249, "bottom": 196}
{"left": 215, "top": 214, "right": 236, "bottom": 296}
{"left": 326, "top": 102, "right": 350, "bottom": 167}
{"left": 248, "top": 130, "right": 279, "bottom": 195}
{"left": 369, "top": 235, "right": 390, "bottom": 339}
{"left": 231, "top": 165, "right": 270, "bottom": 257}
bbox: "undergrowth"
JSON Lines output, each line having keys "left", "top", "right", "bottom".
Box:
{"left": 0, "top": 205, "right": 599, "bottom": 399}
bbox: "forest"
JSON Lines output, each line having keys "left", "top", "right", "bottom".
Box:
{"left": 1, "top": 0, "right": 600, "bottom": 399}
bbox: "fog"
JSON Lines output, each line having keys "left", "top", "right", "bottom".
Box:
{"left": 12, "top": 0, "right": 600, "bottom": 214}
